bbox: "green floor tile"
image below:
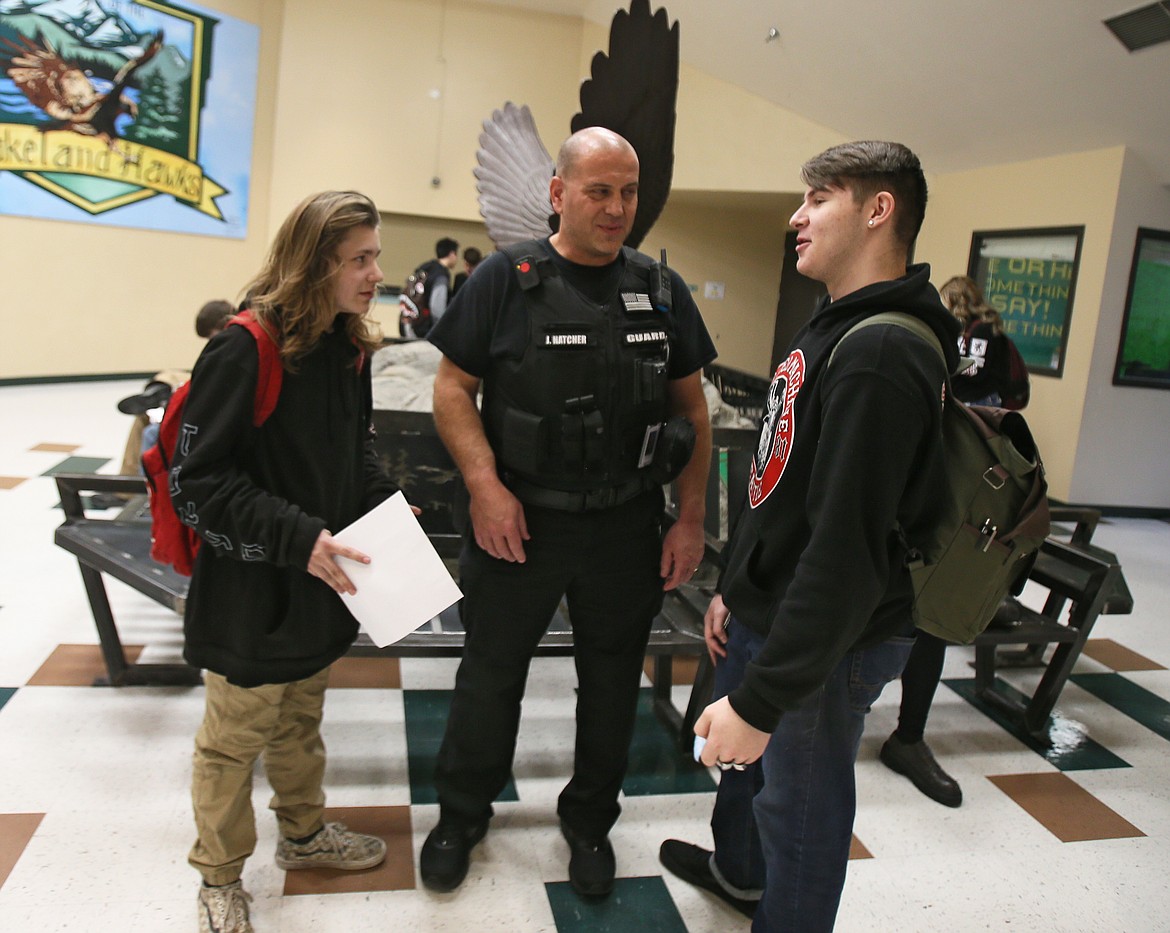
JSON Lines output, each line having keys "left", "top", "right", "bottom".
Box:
{"left": 42, "top": 457, "right": 110, "bottom": 476}
{"left": 1071, "top": 672, "right": 1170, "bottom": 742}
{"left": 402, "top": 689, "right": 518, "bottom": 805}
{"left": 945, "top": 676, "right": 1130, "bottom": 771}
{"left": 0, "top": 687, "right": 15, "bottom": 712}
{"left": 546, "top": 875, "right": 687, "bottom": 932}
{"left": 623, "top": 688, "right": 716, "bottom": 797}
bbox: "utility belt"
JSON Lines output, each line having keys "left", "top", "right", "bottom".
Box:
{"left": 502, "top": 473, "right": 656, "bottom": 513}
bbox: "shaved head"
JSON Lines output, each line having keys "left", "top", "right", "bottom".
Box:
{"left": 555, "top": 126, "right": 638, "bottom": 180}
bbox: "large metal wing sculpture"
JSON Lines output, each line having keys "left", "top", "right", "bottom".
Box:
{"left": 474, "top": 0, "right": 679, "bottom": 251}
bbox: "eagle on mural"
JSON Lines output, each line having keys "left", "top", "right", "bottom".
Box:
{"left": 1, "top": 30, "right": 162, "bottom": 148}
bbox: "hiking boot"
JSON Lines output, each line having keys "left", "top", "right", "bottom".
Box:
{"left": 274, "top": 821, "right": 386, "bottom": 871}
{"left": 419, "top": 818, "right": 489, "bottom": 892}
{"left": 658, "top": 840, "right": 758, "bottom": 918}
{"left": 560, "top": 821, "right": 615, "bottom": 898}
{"left": 197, "top": 880, "right": 253, "bottom": 933}
{"left": 880, "top": 733, "right": 963, "bottom": 807}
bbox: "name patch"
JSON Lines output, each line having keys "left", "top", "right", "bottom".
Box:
{"left": 544, "top": 333, "right": 589, "bottom": 346}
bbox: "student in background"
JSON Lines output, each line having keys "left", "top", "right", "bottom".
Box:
{"left": 451, "top": 245, "right": 483, "bottom": 296}
{"left": 116, "top": 299, "right": 235, "bottom": 476}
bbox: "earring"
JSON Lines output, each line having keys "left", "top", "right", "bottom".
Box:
{"left": 868, "top": 220, "right": 874, "bottom": 227}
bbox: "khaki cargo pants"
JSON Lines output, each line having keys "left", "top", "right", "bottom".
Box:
{"left": 188, "top": 668, "right": 329, "bottom": 885}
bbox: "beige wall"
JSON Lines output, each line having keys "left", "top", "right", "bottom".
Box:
{"left": 917, "top": 147, "right": 1128, "bottom": 503}
{"left": 1069, "top": 150, "right": 1170, "bottom": 508}
{"left": 269, "top": 0, "right": 584, "bottom": 229}
{"left": 652, "top": 192, "right": 800, "bottom": 377}
{"left": 0, "top": 0, "right": 281, "bottom": 380}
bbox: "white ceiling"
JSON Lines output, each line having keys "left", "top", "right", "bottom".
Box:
{"left": 480, "top": 0, "right": 1170, "bottom": 186}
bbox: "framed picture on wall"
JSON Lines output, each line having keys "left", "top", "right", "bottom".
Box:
{"left": 966, "top": 226, "right": 1085, "bottom": 377}
{"left": 1113, "top": 227, "right": 1170, "bottom": 389}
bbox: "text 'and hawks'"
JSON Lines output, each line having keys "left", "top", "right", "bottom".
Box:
{"left": 832, "top": 311, "right": 1050, "bottom": 644}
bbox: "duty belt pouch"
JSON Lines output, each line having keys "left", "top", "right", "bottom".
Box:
{"left": 501, "top": 408, "right": 551, "bottom": 473}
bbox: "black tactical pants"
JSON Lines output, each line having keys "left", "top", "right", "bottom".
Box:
{"left": 434, "top": 488, "right": 665, "bottom": 841}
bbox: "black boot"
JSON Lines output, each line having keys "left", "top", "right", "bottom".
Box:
{"left": 117, "top": 381, "right": 172, "bottom": 415}
{"left": 880, "top": 733, "right": 963, "bottom": 807}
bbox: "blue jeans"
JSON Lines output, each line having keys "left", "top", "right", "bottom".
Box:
{"left": 709, "top": 618, "right": 914, "bottom": 933}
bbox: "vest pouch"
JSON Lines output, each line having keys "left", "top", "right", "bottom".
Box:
{"left": 500, "top": 407, "right": 551, "bottom": 474}
{"left": 647, "top": 416, "right": 696, "bottom": 483}
{"left": 635, "top": 356, "right": 668, "bottom": 406}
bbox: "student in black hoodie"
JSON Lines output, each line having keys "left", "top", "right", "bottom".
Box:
{"left": 661, "top": 142, "right": 960, "bottom": 932}
{"left": 172, "top": 191, "right": 401, "bottom": 933}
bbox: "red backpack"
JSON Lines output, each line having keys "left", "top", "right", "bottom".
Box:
{"left": 142, "top": 311, "right": 283, "bottom": 575}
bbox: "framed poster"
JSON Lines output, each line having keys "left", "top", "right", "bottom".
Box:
{"left": 967, "top": 226, "right": 1084, "bottom": 377}
{"left": 1113, "top": 227, "right": 1170, "bottom": 389}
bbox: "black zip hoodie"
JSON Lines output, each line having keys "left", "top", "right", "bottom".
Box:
{"left": 721, "top": 264, "right": 961, "bottom": 732}
{"left": 173, "top": 322, "right": 398, "bottom": 687}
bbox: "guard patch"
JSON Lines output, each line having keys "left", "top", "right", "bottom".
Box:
{"left": 625, "top": 330, "right": 667, "bottom": 345}
{"left": 622, "top": 292, "right": 653, "bottom": 313}
{"left": 748, "top": 349, "right": 806, "bottom": 509}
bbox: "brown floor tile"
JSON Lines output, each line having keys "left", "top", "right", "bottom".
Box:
{"left": 327, "top": 657, "right": 402, "bottom": 689}
{"left": 26, "top": 643, "right": 143, "bottom": 686}
{"left": 0, "top": 813, "right": 45, "bottom": 889}
{"left": 0, "top": 477, "right": 25, "bottom": 490}
{"left": 848, "top": 834, "right": 872, "bottom": 860}
{"left": 988, "top": 772, "right": 1146, "bottom": 843}
{"left": 30, "top": 443, "right": 78, "bottom": 453}
{"left": 282, "top": 806, "right": 415, "bottom": 895}
{"left": 1081, "top": 638, "right": 1165, "bottom": 672}
{"left": 643, "top": 655, "right": 701, "bottom": 686}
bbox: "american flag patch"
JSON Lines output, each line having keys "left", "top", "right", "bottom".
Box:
{"left": 622, "top": 292, "right": 653, "bottom": 312}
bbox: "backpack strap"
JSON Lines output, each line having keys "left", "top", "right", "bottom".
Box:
{"left": 828, "top": 310, "right": 946, "bottom": 371}
{"left": 229, "top": 310, "right": 283, "bottom": 426}
{"left": 829, "top": 310, "right": 983, "bottom": 378}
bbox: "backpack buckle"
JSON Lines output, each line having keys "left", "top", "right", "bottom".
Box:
{"left": 983, "top": 466, "right": 1006, "bottom": 490}
{"left": 978, "top": 519, "right": 999, "bottom": 552}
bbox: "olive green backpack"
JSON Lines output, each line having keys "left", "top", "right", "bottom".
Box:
{"left": 833, "top": 312, "right": 1051, "bottom": 644}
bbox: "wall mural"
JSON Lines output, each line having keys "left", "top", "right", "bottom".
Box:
{"left": 0, "top": 0, "right": 258, "bottom": 238}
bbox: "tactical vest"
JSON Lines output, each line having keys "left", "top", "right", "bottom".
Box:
{"left": 483, "top": 242, "right": 675, "bottom": 499}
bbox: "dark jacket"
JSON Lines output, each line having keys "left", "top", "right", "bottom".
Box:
{"left": 172, "top": 322, "right": 397, "bottom": 687}
{"left": 954, "top": 320, "right": 1010, "bottom": 404}
{"left": 720, "top": 264, "right": 960, "bottom": 732}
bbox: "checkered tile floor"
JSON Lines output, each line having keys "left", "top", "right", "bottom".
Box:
{"left": 2, "top": 379, "right": 1169, "bottom": 931}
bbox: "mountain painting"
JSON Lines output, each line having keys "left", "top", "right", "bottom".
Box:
{"left": 0, "top": 0, "right": 258, "bottom": 237}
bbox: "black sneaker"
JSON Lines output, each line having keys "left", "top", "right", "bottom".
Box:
{"left": 880, "top": 733, "right": 963, "bottom": 807}
{"left": 117, "top": 382, "right": 172, "bottom": 415}
{"left": 419, "top": 818, "right": 488, "bottom": 892}
{"left": 560, "top": 821, "right": 615, "bottom": 898}
{"left": 659, "top": 840, "right": 758, "bottom": 918}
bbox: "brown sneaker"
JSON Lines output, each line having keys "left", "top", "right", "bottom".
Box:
{"left": 197, "top": 880, "right": 253, "bottom": 933}
{"left": 274, "top": 821, "right": 386, "bottom": 871}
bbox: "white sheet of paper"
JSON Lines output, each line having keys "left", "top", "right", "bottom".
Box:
{"left": 333, "top": 491, "right": 462, "bottom": 648}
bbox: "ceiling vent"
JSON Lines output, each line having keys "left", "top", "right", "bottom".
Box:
{"left": 1104, "top": 2, "right": 1170, "bottom": 51}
